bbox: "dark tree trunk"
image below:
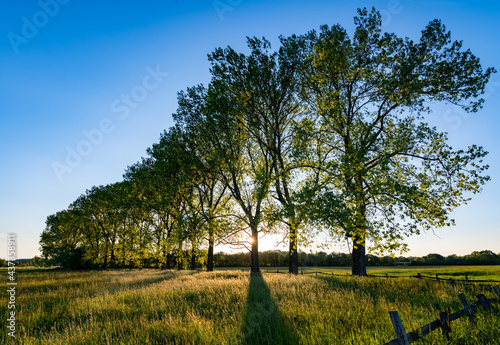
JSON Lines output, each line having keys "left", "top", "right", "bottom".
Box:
{"left": 177, "top": 251, "right": 183, "bottom": 270}
{"left": 103, "top": 249, "right": 108, "bottom": 269}
{"left": 207, "top": 226, "right": 214, "bottom": 271}
{"left": 289, "top": 226, "right": 298, "bottom": 275}
{"left": 156, "top": 237, "right": 161, "bottom": 269}
{"left": 351, "top": 235, "right": 367, "bottom": 276}
{"left": 190, "top": 245, "right": 196, "bottom": 270}
{"left": 250, "top": 225, "right": 260, "bottom": 273}
{"left": 166, "top": 252, "right": 172, "bottom": 269}
{"left": 352, "top": 176, "right": 367, "bottom": 276}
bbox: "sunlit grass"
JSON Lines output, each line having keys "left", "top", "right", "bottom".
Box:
{"left": 1, "top": 267, "right": 498, "bottom": 344}
{"left": 225, "top": 265, "right": 500, "bottom": 281}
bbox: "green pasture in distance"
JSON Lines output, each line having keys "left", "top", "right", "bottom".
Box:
{"left": 2, "top": 265, "right": 499, "bottom": 280}
{"left": 216, "top": 265, "right": 500, "bottom": 281}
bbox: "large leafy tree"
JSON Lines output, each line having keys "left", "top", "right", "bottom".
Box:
{"left": 174, "top": 88, "right": 232, "bottom": 271}
{"left": 200, "top": 77, "right": 274, "bottom": 273}
{"left": 124, "top": 160, "right": 177, "bottom": 268}
{"left": 208, "top": 37, "right": 316, "bottom": 274}
{"left": 40, "top": 209, "right": 86, "bottom": 268}
{"left": 131, "top": 127, "right": 196, "bottom": 269}
{"left": 299, "top": 8, "right": 494, "bottom": 275}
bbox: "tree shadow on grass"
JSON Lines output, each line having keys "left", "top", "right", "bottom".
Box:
{"left": 241, "top": 272, "right": 300, "bottom": 345}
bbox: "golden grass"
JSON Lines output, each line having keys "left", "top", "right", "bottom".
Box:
{"left": 1, "top": 268, "right": 499, "bottom": 344}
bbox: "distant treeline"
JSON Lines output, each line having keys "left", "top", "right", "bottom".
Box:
{"left": 2, "top": 250, "right": 499, "bottom": 268}
{"left": 214, "top": 250, "right": 500, "bottom": 267}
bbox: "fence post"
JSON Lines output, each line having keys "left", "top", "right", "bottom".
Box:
{"left": 465, "top": 274, "right": 468, "bottom": 282}
{"left": 435, "top": 274, "right": 439, "bottom": 280}
{"left": 492, "top": 286, "right": 499, "bottom": 300}
{"left": 458, "top": 293, "right": 475, "bottom": 324}
{"left": 439, "top": 311, "right": 451, "bottom": 340}
{"left": 388, "top": 311, "right": 410, "bottom": 345}
{"left": 301, "top": 270, "right": 303, "bottom": 275}
{"left": 477, "top": 294, "right": 493, "bottom": 310}
{"left": 315, "top": 272, "right": 318, "bottom": 278}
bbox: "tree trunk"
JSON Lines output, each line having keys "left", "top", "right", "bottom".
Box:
{"left": 352, "top": 176, "right": 367, "bottom": 276}
{"left": 166, "top": 252, "right": 172, "bottom": 269}
{"left": 190, "top": 244, "right": 196, "bottom": 270}
{"left": 250, "top": 225, "right": 260, "bottom": 273}
{"left": 165, "top": 221, "right": 172, "bottom": 269}
{"left": 289, "top": 225, "right": 298, "bottom": 275}
{"left": 177, "top": 240, "right": 183, "bottom": 270}
{"left": 177, "top": 255, "right": 183, "bottom": 270}
{"left": 110, "top": 233, "right": 116, "bottom": 267}
{"left": 156, "top": 237, "right": 161, "bottom": 269}
{"left": 103, "top": 245, "right": 108, "bottom": 268}
{"left": 351, "top": 235, "right": 367, "bottom": 276}
{"left": 207, "top": 224, "right": 214, "bottom": 271}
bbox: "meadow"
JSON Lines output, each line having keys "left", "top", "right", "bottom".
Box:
{"left": 1, "top": 266, "right": 499, "bottom": 344}
{"left": 255, "top": 265, "right": 500, "bottom": 281}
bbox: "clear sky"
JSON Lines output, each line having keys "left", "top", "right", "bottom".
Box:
{"left": 1, "top": 0, "right": 499, "bottom": 259}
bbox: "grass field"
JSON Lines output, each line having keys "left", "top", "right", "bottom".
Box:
{"left": 1, "top": 266, "right": 499, "bottom": 344}
{"left": 254, "top": 265, "right": 500, "bottom": 281}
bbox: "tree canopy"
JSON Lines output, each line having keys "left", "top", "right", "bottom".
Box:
{"left": 40, "top": 8, "right": 494, "bottom": 275}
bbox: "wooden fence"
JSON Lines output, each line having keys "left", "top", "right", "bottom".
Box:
{"left": 383, "top": 285, "right": 500, "bottom": 344}
{"left": 266, "top": 269, "right": 500, "bottom": 286}
{"left": 265, "top": 269, "right": 500, "bottom": 343}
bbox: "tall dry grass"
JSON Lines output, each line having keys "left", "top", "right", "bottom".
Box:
{"left": 1, "top": 268, "right": 498, "bottom": 344}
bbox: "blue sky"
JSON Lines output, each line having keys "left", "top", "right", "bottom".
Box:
{"left": 1, "top": 0, "right": 499, "bottom": 258}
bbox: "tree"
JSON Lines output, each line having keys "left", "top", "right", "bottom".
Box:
{"left": 299, "top": 8, "right": 494, "bottom": 275}
{"left": 132, "top": 127, "right": 201, "bottom": 269}
{"left": 174, "top": 88, "right": 232, "bottom": 271}
{"left": 207, "top": 37, "right": 316, "bottom": 274}
{"left": 198, "top": 75, "right": 274, "bottom": 273}
{"left": 124, "top": 135, "right": 186, "bottom": 269}
{"left": 40, "top": 209, "right": 87, "bottom": 268}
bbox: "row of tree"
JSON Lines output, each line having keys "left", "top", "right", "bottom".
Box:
{"left": 7, "top": 250, "right": 500, "bottom": 268}
{"left": 40, "top": 8, "right": 494, "bottom": 275}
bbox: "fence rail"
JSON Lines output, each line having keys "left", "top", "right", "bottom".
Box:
{"left": 383, "top": 286, "right": 500, "bottom": 344}
{"left": 261, "top": 269, "right": 500, "bottom": 343}
{"left": 264, "top": 269, "right": 500, "bottom": 285}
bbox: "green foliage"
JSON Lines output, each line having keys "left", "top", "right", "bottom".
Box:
{"left": 294, "top": 8, "right": 494, "bottom": 275}
{"left": 40, "top": 7, "right": 495, "bottom": 275}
